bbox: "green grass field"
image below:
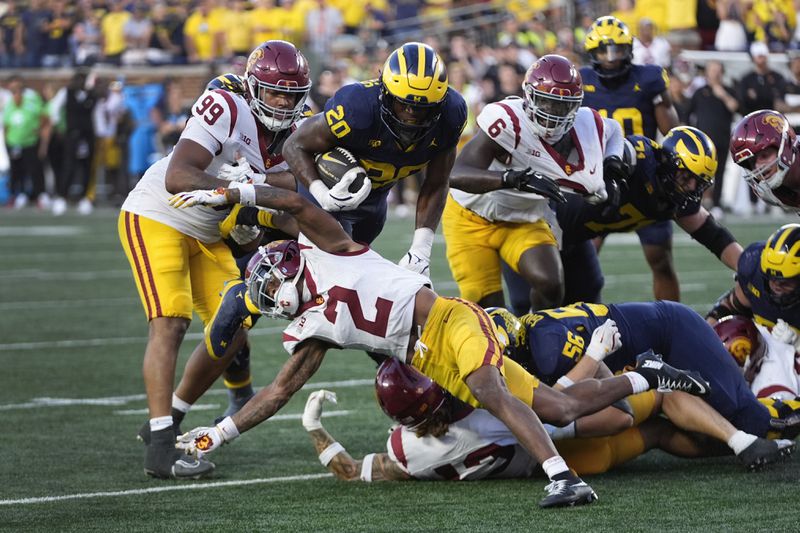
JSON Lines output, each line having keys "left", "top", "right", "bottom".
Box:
{"left": 1, "top": 208, "right": 799, "bottom": 532}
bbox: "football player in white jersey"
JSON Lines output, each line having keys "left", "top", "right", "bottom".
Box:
{"left": 118, "top": 40, "right": 311, "bottom": 479}
{"left": 303, "top": 361, "right": 793, "bottom": 483}
{"left": 168, "top": 180, "right": 711, "bottom": 507}
{"left": 443, "top": 54, "right": 624, "bottom": 313}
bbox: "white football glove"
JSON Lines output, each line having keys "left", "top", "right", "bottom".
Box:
{"left": 309, "top": 167, "right": 371, "bottom": 211}
{"left": 585, "top": 187, "right": 608, "bottom": 205}
{"left": 302, "top": 389, "right": 337, "bottom": 432}
{"left": 217, "top": 156, "right": 267, "bottom": 185}
{"left": 771, "top": 318, "right": 797, "bottom": 345}
{"left": 585, "top": 319, "right": 622, "bottom": 361}
{"left": 229, "top": 224, "right": 261, "bottom": 245}
{"left": 169, "top": 188, "right": 230, "bottom": 209}
{"left": 398, "top": 228, "right": 434, "bottom": 277}
{"left": 175, "top": 417, "right": 239, "bottom": 458}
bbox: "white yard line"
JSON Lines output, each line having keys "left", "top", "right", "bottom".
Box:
{"left": 0, "top": 473, "right": 334, "bottom": 506}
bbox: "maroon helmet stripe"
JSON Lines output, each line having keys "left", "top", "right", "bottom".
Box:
{"left": 497, "top": 102, "right": 521, "bottom": 149}
{"left": 124, "top": 212, "right": 152, "bottom": 319}
{"left": 213, "top": 89, "right": 238, "bottom": 138}
{"left": 390, "top": 427, "right": 408, "bottom": 467}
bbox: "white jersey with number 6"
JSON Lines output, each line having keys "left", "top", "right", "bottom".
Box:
{"left": 450, "top": 98, "right": 623, "bottom": 223}
{"left": 282, "top": 235, "right": 429, "bottom": 357}
{"left": 386, "top": 407, "right": 540, "bottom": 480}
{"left": 122, "top": 89, "right": 291, "bottom": 243}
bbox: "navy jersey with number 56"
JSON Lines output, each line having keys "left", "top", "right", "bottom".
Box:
{"left": 322, "top": 80, "right": 467, "bottom": 190}
{"left": 580, "top": 64, "right": 668, "bottom": 138}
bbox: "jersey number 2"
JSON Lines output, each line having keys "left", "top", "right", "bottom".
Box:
{"left": 195, "top": 95, "right": 224, "bottom": 126}
{"left": 324, "top": 286, "right": 393, "bottom": 337}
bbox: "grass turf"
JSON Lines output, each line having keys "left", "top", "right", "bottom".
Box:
{"left": 0, "top": 208, "right": 797, "bottom": 532}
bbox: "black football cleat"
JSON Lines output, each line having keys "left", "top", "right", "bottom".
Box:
{"left": 634, "top": 349, "right": 711, "bottom": 397}
{"left": 737, "top": 437, "right": 796, "bottom": 472}
{"left": 538, "top": 479, "right": 598, "bottom": 508}
{"left": 143, "top": 427, "right": 214, "bottom": 480}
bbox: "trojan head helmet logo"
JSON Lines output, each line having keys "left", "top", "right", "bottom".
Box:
{"left": 246, "top": 47, "right": 264, "bottom": 74}
{"left": 762, "top": 113, "right": 786, "bottom": 134}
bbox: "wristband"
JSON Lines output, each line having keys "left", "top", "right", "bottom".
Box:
{"left": 319, "top": 442, "right": 345, "bottom": 466}
{"left": 410, "top": 227, "right": 435, "bottom": 253}
{"left": 556, "top": 376, "right": 574, "bottom": 388}
{"left": 586, "top": 346, "right": 606, "bottom": 362}
{"left": 230, "top": 182, "right": 256, "bottom": 207}
{"left": 360, "top": 453, "right": 376, "bottom": 482}
{"left": 216, "top": 416, "right": 240, "bottom": 442}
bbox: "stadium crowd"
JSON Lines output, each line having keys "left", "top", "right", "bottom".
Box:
{"left": 4, "top": 0, "right": 800, "bottom": 510}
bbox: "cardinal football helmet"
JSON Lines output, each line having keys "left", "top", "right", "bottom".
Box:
{"left": 245, "top": 40, "right": 311, "bottom": 132}
{"left": 730, "top": 110, "right": 797, "bottom": 206}
{"left": 660, "top": 126, "right": 718, "bottom": 210}
{"left": 245, "top": 240, "right": 305, "bottom": 319}
{"left": 522, "top": 54, "right": 583, "bottom": 143}
{"left": 761, "top": 224, "right": 800, "bottom": 308}
{"left": 375, "top": 358, "right": 447, "bottom": 429}
{"left": 584, "top": 16, "right": 634, "bottom": 80}
{"left": 379, "top": 42, "right": 449, "bottom": 147}
{"left": 712, "top": 315, "right": 763, "bottom": 367}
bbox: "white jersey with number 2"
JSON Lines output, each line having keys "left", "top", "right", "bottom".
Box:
{"left": 282, "top": 235, "right": 429, "bottom": 358}
{"left": 122, "top": 89, "right": 291, "bottom": 243}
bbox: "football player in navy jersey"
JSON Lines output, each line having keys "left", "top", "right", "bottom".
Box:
{"left": 488, "top": 304, "right": 800, "bottom": 443}
{"left": 503, "top": 126, "right": 742, "bottom": 313}
{"left": 579, "top": 15, "right": 683, "bottom": 301}
{"left": 282, "top": 42, "right": 467, "bottom": 276}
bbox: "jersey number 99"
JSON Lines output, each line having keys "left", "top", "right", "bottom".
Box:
{"left": 195, "top": 95, "right": 224, "bottom": 126}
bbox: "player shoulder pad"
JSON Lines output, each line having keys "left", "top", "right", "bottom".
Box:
{"left": 441, "top": 89, "right": 468, "bottom": 138}
{"left": 477, "top": 98, "right": 526, "bottom": 151}
{"left": 323, "top": 82, "right": 377, "bottom": 134}
{"left": 738, "top": 242, "right": 765, "bottom": 280}
{"left": 190, "top": 89, "right": 242, "bottom": 143}
{"left": 205, "top": 73, "right": 247, "bottom": 95}
{"left": 579, "top": 66, "right": 599, "bottom": 90}
{"left": 636, "top": 64, "right": 669, "bottom": 95}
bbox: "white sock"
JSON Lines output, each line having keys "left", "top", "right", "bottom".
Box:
{"left": 541, "top": 455, "right": 569, "bottom": 479}
{"left": 150, "top": 415, "right": 173, "bottom": 432}
{"left": 728, "top": 430, "right": 758, "bottom": 455}
{"left": 172, "top": 393, "right": 192, "bottom": 413}
{"left": 624, "top": 371, "right": 650, "bottom": 394}
{"left": 549, "top": 421, "right": 576, "bottom": 441}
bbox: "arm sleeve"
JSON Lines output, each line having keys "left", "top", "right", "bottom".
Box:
{"left": 602, "top": 117, "right": 624, "bottom": 159}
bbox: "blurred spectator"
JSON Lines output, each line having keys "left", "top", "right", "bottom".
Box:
{"left": 687, "top": 60, "right": 738, "bottom": 210}
{"left": 738, "top": 41, "right": 791, "bottom": 115}
{"left": 667, "top": 70, "right": 691, "bottom": 124}
{"left": 72, "top": 5, "right": 102, "bottom": 66}
{"left": 0, "top": 2, "right": 21, "bottom": 68}
{"left": 151, "top": 78, "right": 189, "bottom": 157}
{"left": 747, "top": 0, "right": 796, "bottom": 51}
{"left": 184, "top": 1, "right": 216, "bottom": 63}
{"left": 147, "top": 2, "right": 184, "bottom": 65}
{"left": 94, "top": 79, "right": 127, "bottom": 205}
{"left": 223, "top": 0, "right": 253, "bottom": 58}
{"left": 389, "top": 0, "right": 422, "bottom": 40}
{"left": 633, "top": 18, "right": 671, "bottom": 67}
{"left": 495, "top": 62, "right": 523, "bottom": 99}
{"left": 41, "top": 1, "right": 73, "bottom": 68}
{"left": 122, "top": 4, "right": 153, "bottom": 66}
{"left": 308, "top": 66, "right": 344, "bottom": 111}
{"left": 252, "top": 0, "right": 286, "bottom": 44}
{"left": 20, "top": 0, "right": 50, "bottom": 68}
{"left": 101, "top": 0, "right": 131, "bottom": 66}
{"left": 714, "top": 0, "right": 748, "bottom": 51}
{"left": 612, "top": 0, "right": 639, "bottom": 35}
{"left": 55, "top": 71, "right": 97, "bottom": 215}
{"left": 786, "top": 52, "right": 800, "bottom": 94}
{"left": 695, "top": 0, "right": 720, "bottom": 50}
{"left": 3, "top": 76, "right": 49, "bottom": 209}
{"left": 44, "top": 82, "right": 66, "bottom": 213}
{"left": 305, "top": 0, "right": 344, "bottom": 63}
{"left": 664, "top": 0, "right": 702, "bottom": 50}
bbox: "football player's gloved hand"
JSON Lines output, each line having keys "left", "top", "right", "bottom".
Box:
{"left": 598, "top": 156, "right": 628, "bottom": 217}
{"left": 175, "top": 417, "right": 239, "bottom": 457}
{"left": 772, "top": 318, "right": 799, "bottom": 346}
{"left": 502, "top": 168, "right": 567, "bottom": 203}
{"left": 229, "top": 224, "right": 261, "bottom": 245}
{"left": 218, "top": 156, "right": 267, "bottom": 184}
{"left": 586, "top": 319, "right": 622, "bottom": 361}
{"left": 310, "top": 167, "right": 371, "bottom": 212}
{"left": 169, "top": 187, "right": 231, "bottom": 209}
{"left": 398, "top": 228, "right": 434, "bottom": 277}
{"left": 302, "top": 389, "right": 337, "bottom": 432}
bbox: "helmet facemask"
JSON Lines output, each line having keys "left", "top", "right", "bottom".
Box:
{"left": 246, "top": 76, "right": 309, "bottom": 132}
{"left": 379, "top": 85, "right": 443, "bottom": 147}
{"left": 245, "top": 243, "right": 306, "bottom": 319}
{"left": 523, "top": 84, "right": 582, "bottom": 143}
{"left": 590, "top": 42, "right": 633, "bottom": 80}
